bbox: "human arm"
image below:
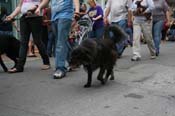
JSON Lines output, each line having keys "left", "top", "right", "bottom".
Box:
{"left": 35, "top": 0, "right": 50, "bottom": 15}
{"left": 73, "top": 0, "right": 80, "bottom": 20}
{"left": 164, "top": 0, "right": 171, "bottom": 27}
{"left": 104, "top": 7, "right": 110, "bottom": 25}
{"left": 128, "top": 10, "right": 133, "bottom": 27}
{"left": 5, "top": 0, "right": 23, "bottom": 21}
{"left": 165, "top": 10, "right": 171, "bottom": 27}
{"left": 73, "top": 0, "right": 80, "bottom": 13}
{"left": 143, "top": 0, "right": 155, "bottom": 13}
{"left": 92, "top": 15, "right": 102, "bottom": 21}
{"left": 92, "top": 6, "right": 103, "bottom": 21}
{"left": 127, "top": 0, "right": 133, "bottom": 27}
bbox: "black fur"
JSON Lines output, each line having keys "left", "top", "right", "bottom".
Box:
{"left": 0, "top": 34, "right": 20, "bottom": 72}
{"left": 70, "top": 25, "right": 127, "bottom": 87}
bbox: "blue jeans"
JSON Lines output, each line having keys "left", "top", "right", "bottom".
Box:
{"left": 52, "top": 18, "right": 72, "bottom": 72}
{"left": 89, "top": 26, "right": 104, "bottom": 39}
{"left": 125, "top": 27, "right": 133, "bottom": 46}
{"left": 112, "top": 19, "right": 129, "bottom": 55}
{"left": 152, "top": 20, "right": 164, "bottom": 54}
{"left": 47, "top": 30, "right": 55, "bottom": 57}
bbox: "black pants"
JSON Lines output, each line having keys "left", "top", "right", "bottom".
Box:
{"left": 16, "top": 16, "right": 50, "bottom": 70}
{"left": 41, "top": 25, "right": 48, "bottom": 49}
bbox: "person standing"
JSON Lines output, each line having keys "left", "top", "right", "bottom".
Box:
{"left": 152, "top": 0, "right": 170, "bottom": 56}
{"left": 6, "top": 0, "right": 50, "bottom": 73}
{"left": 87, "top": 0, "right": 104, "bottom": 40}
{"left": 104, "top": 0, "right": 132, "bottom": 57}
{"left": 35, "top": 0, "right": 80, "bottom": 79}
{"left": 130, "top": 0, "right": 156, "bottom": 61}
{"left": 80, "top": 3, "right": 87, "bottom": 16}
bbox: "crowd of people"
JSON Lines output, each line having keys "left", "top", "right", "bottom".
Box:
{"left": 0, "top": 0, "right": 175, "bottom": 79}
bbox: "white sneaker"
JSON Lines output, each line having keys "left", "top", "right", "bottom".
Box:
{"left": 53, "top": 70, "right": 66, "bottom": 79}
{"left": 131, "top": 55, "right": 141, "bottom": 61}
{"left": 150, "top": 55, "right": 156, "bottom": 59}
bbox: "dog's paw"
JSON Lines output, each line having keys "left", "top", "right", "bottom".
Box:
{"left": 101, "top": 79, "right": 106, "bottom": 85}
{"left": 84, "top": 84, "right": 91, "bottom": 88}
{"left": 110, "top": 76, "right": 114, "bottom": 80}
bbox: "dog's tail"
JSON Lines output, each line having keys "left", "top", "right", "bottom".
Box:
{"left": 104, "top": 24, "right": 128, "bottom": 44}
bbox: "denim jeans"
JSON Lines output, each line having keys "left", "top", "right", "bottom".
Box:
{"left": 52, "top": 18, "right": 72, "bottom": 72}
{"left": 17, "top": 16, "right": 50, "bottom": 70}
{"left": 152, "top": 20, "right": 164, "bottom": 54}
{"left": 125, "top": 27, "right": 133, "bottom": 46}
{"left": 47, "top": 30, "right": 55, "bottom": 57}
{"left": 89, "top": 26, "right": 104, "bottom": 39}
{"left": 112, "top": 19, "right": 129, "bottom": 55}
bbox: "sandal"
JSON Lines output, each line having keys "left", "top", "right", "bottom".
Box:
{"left": 28, "top": 54, "right": 37, "bottom": 57}
{"left": 8, "top": 68, "right": 23, "bottom": 73}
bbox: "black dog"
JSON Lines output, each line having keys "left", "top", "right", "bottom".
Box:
{"left": 70, "top": 25, "right": 127, "bottom": 87}
{"left": 0, "top": 34, "right": 20, "bottom": 72}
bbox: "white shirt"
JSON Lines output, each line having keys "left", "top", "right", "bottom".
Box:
{"left": 106, "top": 0, "right": 132, "bottom": 22}
{"left": 21, "top": 0, "right": 40, "bottom": 14}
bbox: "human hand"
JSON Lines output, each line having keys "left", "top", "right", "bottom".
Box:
{"left": 92, "top": 17, "right": 96, "bottom": 21}
{"left": 5, "top": 15, "right": 14, "bottom": 22}
{"left": 104, "top": 17, "right": 109, "bottom": 25}
{"left": 128, "top": 21, "right": 132, "bottom": 27}
{"left": 74, "top": 12, "right": 80, "bottom": 21}
{"left": 35, "top": 7, "right": 40, "bottom": 16}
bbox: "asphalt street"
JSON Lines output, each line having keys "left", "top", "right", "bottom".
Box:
{"left": 0, "top": 42, "right": 175, "bottom": 116}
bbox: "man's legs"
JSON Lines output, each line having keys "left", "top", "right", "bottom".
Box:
{"left": 112, "top": 20, "right": 128, "bottom": 57}
{"left": 152, "top": 20, "right": 164, "bottom": 56}
{"left": 141, "top": 21, "right": 156, "bottom": 58}
{"left": 14, "top": 16, "right": 31, "bottom": 71}
{"left": 53, "top": 18, "right": 72, "bottom": 78}
{"left": 30, "top": 17, "right": 50, "bottom": 67}
{"left": 95, "top": 26, "right": 104, "bottom": 40}
{"left": 132, "top": 22, "right": 141, "bottom": 61}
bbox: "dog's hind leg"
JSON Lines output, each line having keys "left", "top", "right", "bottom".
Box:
{"left": 105, "top": 68, "right": 114, "bottom": 83}
{"left": 84, "top": 66, "right": 93, "bottom": 88}
{"left": 97, "top": 67, "right": 106, "bottom": 85}
{"left": 0, "top": 56, "right": 8, "bottom": 72}
{"left": 110, "top": 70, "right": 115, "bottom": 80}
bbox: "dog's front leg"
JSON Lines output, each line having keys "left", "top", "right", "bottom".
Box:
{"left": 110, "top": 70, "right": 115, "bottom": 80}
{"left": 84, "top": 66, "right": 92, "bottom": 88}
{"left": 105, "top": 68, "right": 114, "bottom": 82}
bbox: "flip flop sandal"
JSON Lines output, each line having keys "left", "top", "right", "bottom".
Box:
{"left": 8, "top": 68, "right": 23, "bottom": 73}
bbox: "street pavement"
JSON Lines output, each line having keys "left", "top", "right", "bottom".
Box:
{"left": 0, "top": 42, "right": 175, "bottom": 116}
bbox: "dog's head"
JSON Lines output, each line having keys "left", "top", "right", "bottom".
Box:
{"left": 70, "top": 46, "right": 94, "bottom": 67}
{"left": 104, "top": 24, "right": 128, "bottom": 44}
